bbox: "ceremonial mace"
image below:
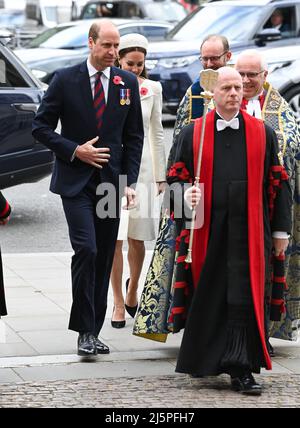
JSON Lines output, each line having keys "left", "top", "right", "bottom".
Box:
{"left": 185, "top": 69, "right": 219, "bottom": 263}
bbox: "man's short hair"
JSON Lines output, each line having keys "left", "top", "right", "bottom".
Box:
{"left": 200, "top": 34, "right": 229, "bottom": 52}
{"left": 89, "top": 22, "right": 101, "bottom": 42}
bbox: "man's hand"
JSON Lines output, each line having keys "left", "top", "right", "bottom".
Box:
{"left": 184, "top": 185, "right": 202, "bottom": 209}
{"left": 0, "top": 217, "right": 9, "bottom": 226}
{"left": 273, "top": 238, "right": 289, "bottom": 256}
{"left": 75, "top": 136, "right": 110, "bottom": 169}
{"left": 123, "top": 186, "right": 136, "bottom": 210}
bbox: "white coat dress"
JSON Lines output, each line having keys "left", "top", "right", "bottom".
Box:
{"left": 118, "top": 78, "right": 166, "bottom": 241}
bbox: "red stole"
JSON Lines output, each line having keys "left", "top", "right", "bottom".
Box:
{"left": 191, "top": 109, "right": 271, "bottom": 370}
{"left": 241, "top": 94, "right": 265, "bottom": 111}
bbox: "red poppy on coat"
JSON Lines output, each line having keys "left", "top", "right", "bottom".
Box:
{"left": 113, "top": 76, "right": 124, "bottom": 85}
{"left": 168, "top": 162, "right": 192, "bottom": 182}
{"left": 140, "top": 87, "right": 148, "bottom": 96}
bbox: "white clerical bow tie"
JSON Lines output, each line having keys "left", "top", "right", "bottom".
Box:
{"left": 216, "top": 117, "right": 239, "bottom": 131}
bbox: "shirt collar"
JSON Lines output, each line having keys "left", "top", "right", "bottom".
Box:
{"left": 86, "top": 59, "right": 111, "bottom": 80}
{"left": 216, "top": 110, "right": 239, "bottom": 121}
{"left": 248, "top": 90, "right": 264, "bottom": 101}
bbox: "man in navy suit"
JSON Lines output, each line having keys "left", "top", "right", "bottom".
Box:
{"left": 32, "top": 20, "right": 144, "bottom": 357}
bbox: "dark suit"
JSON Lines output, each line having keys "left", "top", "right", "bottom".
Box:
{"left": 32, "top": 62, "right": 144, "bottom": 335}
{"left": 0, "top": 192, "right": 11, "bottom": 317}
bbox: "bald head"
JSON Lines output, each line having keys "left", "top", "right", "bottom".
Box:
{"left": 213, "top": 66, "right": 243, "bottom": 119}
{"left": 88, "top": 19, "right": 120, "bottom": 70}
{"left": 235, "top": 50, "right": 268, "bottom": 99}
{"left": 88, "top": 19, "right": 119, "bottom": 42}
{"left": 217, "top": 66, "right": 242, "bottom": 84}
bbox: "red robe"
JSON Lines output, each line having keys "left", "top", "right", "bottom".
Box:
{"left": 191, "top": 110, "right": 271, "bottom": 369}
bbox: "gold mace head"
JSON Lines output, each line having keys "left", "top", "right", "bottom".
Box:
{"left": 200, "top": 69, "right": 219, "bottom": 99}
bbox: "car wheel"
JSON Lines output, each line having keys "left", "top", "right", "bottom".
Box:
{"left": 282, "top": 85, "right": 300, "bottom": 124}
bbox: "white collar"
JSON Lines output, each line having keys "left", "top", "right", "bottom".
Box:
{"left": 216, "top": 110, "right": 239, "bottom": 121}
{"left": 86, "top": 60, "right": 110, "bottom": 80}
{"left": 248, "top": 90, "right": 264, "bottom": 101}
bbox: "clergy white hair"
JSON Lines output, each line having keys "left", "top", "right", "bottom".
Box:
{"left": 235, "top": 49, "right": 268, "bottom": 71}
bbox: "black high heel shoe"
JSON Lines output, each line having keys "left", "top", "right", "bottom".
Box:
{"left": 125, "top": 278, "right": 138, "bottom": 318}
{"left": 111, "top": 306, "right": 126, "bottom": 329}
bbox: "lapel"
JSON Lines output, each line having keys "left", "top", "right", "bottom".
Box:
{"left": 101, "top": 67, "right": 119, "bottom": 127}
{"left": 78, "top": 65, "right": 123, "bottom": 134}
{"left": 139, "top": 79, "right": 154, "bottom": 101}
{"left": 79, "top": 62, "right": 97, "bottom": 131}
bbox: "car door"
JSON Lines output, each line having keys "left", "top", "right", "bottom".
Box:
{"left": 0, "top": 43, "right": 44, "bottom": 182}
{"left": 259, "top": 5, "right": 299, "bottom": 44}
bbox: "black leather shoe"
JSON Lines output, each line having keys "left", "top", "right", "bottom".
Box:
{"left": 77, "top": 333, "right": 97, "bottom": 357}
{"left": 190, "top": 373, "right": 203, "bottom": 378}
{"left": 268, "top": 341, "right": 276, "bottom": 358}
{"left": 125, "top": 278, "right": 138, "bottom": 318}
{"left": 231, "top": 373, "right": 262, "bottom": 396}
{"left": 95, "top": 338, "right": 110, "bottom": 354}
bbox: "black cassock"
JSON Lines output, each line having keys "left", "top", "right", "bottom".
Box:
{"left": 169, "top": 113, "right": 292, "bottom": 377}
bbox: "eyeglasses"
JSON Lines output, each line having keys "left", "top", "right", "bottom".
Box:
{"left": 238, "top": 70, "right": 265, "bottom": 79}
{"left": 199, "top": 51, "right": 228, "bottom": 63}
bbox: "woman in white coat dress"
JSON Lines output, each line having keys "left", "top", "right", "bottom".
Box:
{"left": 110, "top": 34, "right": 166, "bottom": 328}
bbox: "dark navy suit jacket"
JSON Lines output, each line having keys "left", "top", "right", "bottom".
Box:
{"left": 32, "top": 62, "right": 144, "bottom": 197}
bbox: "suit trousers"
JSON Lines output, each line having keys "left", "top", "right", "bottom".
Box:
{"left": 62, "top": 172, "right": 120, "bottom": 336}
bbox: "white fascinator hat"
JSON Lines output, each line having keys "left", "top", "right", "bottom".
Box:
{"left": 119, "top": 33, "right": 149, "bottom": 52}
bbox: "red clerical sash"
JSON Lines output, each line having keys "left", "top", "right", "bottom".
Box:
{"left": 192, "top": 109, "right": 271, "bottom": 370}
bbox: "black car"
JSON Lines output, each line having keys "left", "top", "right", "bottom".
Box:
{"left": 0, "top": 38, "right": 53, "bottom": 189}
{"left": 146, "top": 0, "right": 300, "bottom": 114}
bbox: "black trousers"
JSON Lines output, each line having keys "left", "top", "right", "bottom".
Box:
{"left": 62, "top": 173, "right": 120, "bottom": 336}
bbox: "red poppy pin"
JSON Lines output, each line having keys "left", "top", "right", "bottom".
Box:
{"left": 113, "top": 75, "right": 124, "bottom": 86}
{"left": 140, "top": 87, "right": 148, "bottom": 96}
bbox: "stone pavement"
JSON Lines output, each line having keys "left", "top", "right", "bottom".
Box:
{"left": 0, "top": 252, "right": 300, "bottom": 408}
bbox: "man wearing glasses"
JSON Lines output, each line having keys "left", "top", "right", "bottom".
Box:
{"left": 170, "top": 34, "right": 232, "bottom": 167}
{"left": 235, "top": 49, "right": 300, "bottom": 352}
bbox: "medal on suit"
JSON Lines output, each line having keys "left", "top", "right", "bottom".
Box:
{"left": 125, "top": 89, "right": 131, "bottom": 105}
{"left": 120, "top": 89, "right": 126, "bottom": 105}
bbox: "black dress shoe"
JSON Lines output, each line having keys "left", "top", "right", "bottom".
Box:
{"left": 268, "top": 341, "right": 276, "bottom": 357}
{"left": 231, "top": 373, "right": 262, "bottom": 396}
{"left": 95, "top": 338, "right": 110, "bottom": 354}
{"left": 77, "top": 333, "right": 97, "bottom": 357}
{"left": 125, "top": 278, "right": 138, "bottom": 318}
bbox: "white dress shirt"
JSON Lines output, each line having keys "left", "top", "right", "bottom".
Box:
{"left": 71, "top": 61, "right": 111, "bottom": 161}
{"left": 86, "top": 60, "right": 110, "bottom": 102}
{"left": 246, "top": 93, "right": 263, "bottom": 119}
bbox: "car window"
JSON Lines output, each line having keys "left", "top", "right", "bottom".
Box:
{"left": 143, "top": 2, "right": 186, "bottom": 22}
{"left": 119, "top": 26, "right": 140, "bottom": 36}
{"left": 119, "top": 25, "right": 169, "bottom": 40}
{"left": 263, "top": 6, "right": 297, "bottom": 38}
{"left": 0, "top": 51, "right": 28, "bottom": 88}
{"left": 28, "top": 25, "right": 88, "bottom": 49}
{"left": 169, "top": 5, "right": 265, "bottom": 42}
{"left": 27, "top": 25, "right": 74, "bottom": 48}
{"left": 81, "top": 2, "right": 122, "bottom": 18}
{"left": 138, "top": 25, "right": 169, "bottom": 40}
{"left": 0, "top": 10, "right": 25, "bottom": 28}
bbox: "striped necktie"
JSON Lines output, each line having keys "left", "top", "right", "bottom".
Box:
{"left": 94, "top": 71, "right": 106, "bottom": 130}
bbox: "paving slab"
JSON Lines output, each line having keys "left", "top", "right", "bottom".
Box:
{"left": 0, "top": 252, "right": 300, "bottom": 396}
